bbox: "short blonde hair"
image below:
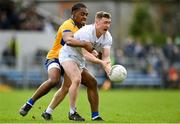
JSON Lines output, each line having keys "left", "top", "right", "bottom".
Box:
{"left": 95, "top": 11, "right": 111, "bottom": 19}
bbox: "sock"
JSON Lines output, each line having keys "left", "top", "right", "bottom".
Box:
{"left": 27, "top": 98, "right": 34, "bottom": 106}
{"left": 92, "top": 112, "right": 99, "bottom": 119}
{"left": 45, "top": 107, "right": 53, "bottom": 114}
{"left": 70, "top": 107, "right": 76, "bottom": 114}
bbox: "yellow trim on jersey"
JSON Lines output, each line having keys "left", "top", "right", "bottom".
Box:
{"left": 46, "top": 18, "right": 79, "bottom": 59}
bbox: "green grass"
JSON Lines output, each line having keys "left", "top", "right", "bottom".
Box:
{"left": 0, "top": 88, "right": 180, "bottom": 123}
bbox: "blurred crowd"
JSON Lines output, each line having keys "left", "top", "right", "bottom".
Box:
{"left": 0, "top": 0, "right": 44, "bottom": 30}
{"left": 114, "top": 36, "right": 180, "bottom": 88}
{"left": 117, "top": 37, "right": 176, "bottom": 73}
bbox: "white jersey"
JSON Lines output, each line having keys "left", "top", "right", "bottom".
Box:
{"left": 59, "top": 24, "right": 112, "bottom": 68}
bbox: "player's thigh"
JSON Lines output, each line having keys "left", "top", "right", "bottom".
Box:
{"left": 61, "top": 60, "right": 81, "bottom": 81}
{"left": 48, "top": 67, "right": 61, "bottom": 82}
{"left": 81, "top": 69, "right": 97, "bottom": 88}
{"left": 46, "top": 59, "right": 61, "bottom": 81}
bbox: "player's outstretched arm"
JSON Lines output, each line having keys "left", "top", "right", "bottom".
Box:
{"left": 82, "top": 48, "right": 110, "bottom": 68}
{"left": 102, "top": 48, "right": 111, "bottom": 75}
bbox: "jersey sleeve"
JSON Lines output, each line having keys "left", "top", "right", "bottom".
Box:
{"left": 103, "top": 32, "right": 112, "bottom": 48}
{"left": 61, "top": 22, "right": 75, "bottom": 33}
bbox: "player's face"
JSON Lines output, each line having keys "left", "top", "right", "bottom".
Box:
{"left": 96, "top": 17, "right": 111, "bottom": 35}
{"left": 73, "top": 8, "right": 88, "bottom": 26}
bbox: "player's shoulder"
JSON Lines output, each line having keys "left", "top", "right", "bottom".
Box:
{"left": 60, "top": 19, "right": 75, "bottom": 28}
{"left": 80, "top": 24, "right": 94, "bottom": 32}
{"left": 74, "top": 25, "right": 92, "bottom": 36}
{"left": 63, "top": 19, "right": 74, "bottom": 25}
{"left": 76, "top": 24, "right": 94, "bottom": 36}
{"left": 105, "top": 31, "right": 112, "bottom": 40}
{"left": 106, "top": 30, "right": 112, "bottom": 37}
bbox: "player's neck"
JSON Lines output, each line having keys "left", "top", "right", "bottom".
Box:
{"left": 95, "top": 23, "right": 102, "bottom": 38}
{"left": 95, "top": 28, "right": 102, "bottom": 38}
{"left": 72, "top": 18, "right": 83, "bottom": 29}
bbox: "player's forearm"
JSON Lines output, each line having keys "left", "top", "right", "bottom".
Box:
{"left": 63, "top": 32, "right": 86, "bottom": 47}
{"left": 102, "top": 57, "right": 111, "bottom": 66}
{"left": 102, "top": 48, "right": 111, "bottom": 68}
{"left": 82, "top": 49, "right": 102, "bottom": 64}
{"left": 102, "top": 56, "right": 111, "bottom": 75}
{"left": 85, "top": 53, "right": 102, "bottom": 64}
{"left": 65, "top": 37, "right": 85, "bottom": 47}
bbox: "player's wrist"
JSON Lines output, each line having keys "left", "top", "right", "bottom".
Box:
{"left": 80, "top": 40, "right": 86, "bottom": 47}
{"left": 99, "top": 60, "right": 104, "bottom": 65}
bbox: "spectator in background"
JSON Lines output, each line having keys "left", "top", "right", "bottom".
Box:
{"left": 134, "top": 41, "right": 145, "bottom": 59}
{"left": 162, "top": 37, "right": 174, "bottom": 65}
{"left": 114, "top": 48, "right": 125, "bottom": 65}
{"left": 0, "top": 0, "right": 44, "bottom": 30}
{"left": 2, "top": 35, "right": 18, "bottom": 67}
{"left": 171, "top": 43, "right": 180, "bottom": 64}
{"left": 0, "top": 0, "right": 20, "bottom": 29}
{"left": 0, "top": 11, "right": 10, "bottom": 29}
{"left": 18, "top": 6, "right": 44, "bottom": 30}
{"left": 124, "top": 37, "right": 135, "bottom": 57}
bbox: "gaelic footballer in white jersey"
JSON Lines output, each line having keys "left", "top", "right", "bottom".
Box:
{"left": 59, "top": 24, "right": 112, "bottom": 68}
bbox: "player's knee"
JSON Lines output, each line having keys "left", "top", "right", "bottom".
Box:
{"left": 92, "top": 80, "right": 98, "bottom": 88}
{"left": 62, "top": 84, "right": 70, "bottom": 94}
{"left": 63, "top": 86, "right": 69, "bottom": 94}
{"left": 73, "top": 76, "right": 81, "bottom": 87}
{"left": 48, "top": 77, "right": 60, "bottom": 86}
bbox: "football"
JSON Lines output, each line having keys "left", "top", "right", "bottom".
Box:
{"left": 109, "top": 64, "right": 127, "bottom": 83}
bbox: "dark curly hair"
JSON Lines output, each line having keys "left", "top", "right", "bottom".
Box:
{"left": 71, "top": 3, "right": 87, "bottom": 14}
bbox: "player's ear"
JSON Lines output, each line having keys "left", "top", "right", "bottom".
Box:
{"left": 72, "top": 11, "right": 77, "bottom": 18}
{"left": 95, "top": 18, "right": 99, "bottom": 24}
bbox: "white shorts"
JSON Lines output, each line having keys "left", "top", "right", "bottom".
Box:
{"left": 48, "top": 63, "right": 60, "bottom": 71}
{"left": 59, "top": 54, "right": 85, "bottom": 70}
{"left": 45, "top": 58, "right": 61, "bottom": 71}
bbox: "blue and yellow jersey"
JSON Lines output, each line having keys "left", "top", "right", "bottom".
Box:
{"left": 46, "top": 18, "right": 79, "bottom": 59}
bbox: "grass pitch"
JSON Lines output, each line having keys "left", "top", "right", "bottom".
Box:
{"left": 0, "top": 88, "right": 180, "bottom": 123}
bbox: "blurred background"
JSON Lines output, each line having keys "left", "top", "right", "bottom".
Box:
{"left": 0, "top": 0, "right": 180, "bottom": 90}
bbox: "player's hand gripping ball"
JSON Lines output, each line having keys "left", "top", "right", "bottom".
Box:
{"left": 109, "top": 65, "right": 127, "bottom": 83}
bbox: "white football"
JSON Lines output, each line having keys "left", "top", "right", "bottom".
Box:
{"left": 109, "top": 65, "right": 127, "bottom": 83}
